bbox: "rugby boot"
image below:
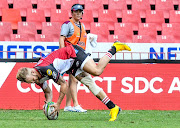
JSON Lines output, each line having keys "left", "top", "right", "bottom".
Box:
{"left": 112, "top": 41, "right": 131, "bottom": 52}
{"left": 109, "top": 105, "right": 121, "bottom": 121}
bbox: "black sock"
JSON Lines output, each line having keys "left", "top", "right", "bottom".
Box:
{"left": 108, "top": 46, "right": 116, "bottom": 55}
{"left": 106, "top": 101, "right": 116, "bottom": 109}
{"left": 102, "top": 96, "right": 116, "bottom": 109}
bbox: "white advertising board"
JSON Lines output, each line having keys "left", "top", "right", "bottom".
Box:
{"left": 0, "top": 41, "right": 180, "bottom": 60}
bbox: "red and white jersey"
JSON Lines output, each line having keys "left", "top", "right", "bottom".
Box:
{"left": 33, "top": 44, "right": 90, "bottom": 88}
{"left": 35, "top": 45, "right": 76, "bottom": 73}
{"left": 34, "top": 45, "right": 77, "bottom": 84}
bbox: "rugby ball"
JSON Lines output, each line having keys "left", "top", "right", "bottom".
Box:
{"left": 44, "top": 101, "right": 59, "bottom": 120}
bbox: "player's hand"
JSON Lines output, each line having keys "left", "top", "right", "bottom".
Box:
{"left": 43, "top": 100, "right": 48, "bottom": 114}
{"left": 50, "top": 102, "right": 60, "bottom": 116}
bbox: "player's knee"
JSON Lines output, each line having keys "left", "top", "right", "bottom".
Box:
{"left": 80, "top": 75, "right": 102, "bottom": 95}
{"left": 70, "top": 79, "right": 78, "bottom": 85}
{"left": 93, "top": 68, "right": 103, "bottom": 76}
{"left": 69, "top": 75, "right": 78, "bottom": 85}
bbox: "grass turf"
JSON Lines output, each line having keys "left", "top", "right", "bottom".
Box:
{"left": 0, "top": 110, "right": 180, "bottom": 128}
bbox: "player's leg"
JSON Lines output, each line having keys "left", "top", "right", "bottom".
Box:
{"left": 96, "top": 90, "right": 121, "bottom": 122}
{"left": 82, "top": 55, "right": 110, "bottom": 76}
{"left": 75, "top": 72, "right": 121, "bottom": 121}
{"left": 82, "top": 41, "right": 131, "bottom": 76}
{"left": 64, "top": 75, "right": 77, "bottom": 112}
{"left": 64, "top": 74, "right": 79, "bottom": 112}
{"left": 69, "top": 74, "right": 87, "bottom": 112}
{"left": 64, "top": 81, "right": 73, "bottom": 112}
{"left": 69, "top": 74, "right": 78, "bottom": 107}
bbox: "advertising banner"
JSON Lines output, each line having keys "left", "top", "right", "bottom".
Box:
{"left": 0, "top": 62, "right": 180, "bottom": 110}
{"left": 1, "top": 42, "right": 180, "bottom": 59}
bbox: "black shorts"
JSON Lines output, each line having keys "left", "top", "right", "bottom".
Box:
{"left": 67, "top": 45, "right": 91, "bottom": 76}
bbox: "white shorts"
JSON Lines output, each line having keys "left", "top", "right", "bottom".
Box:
{"left": 75, "top": 55, "right": 91, "bottom": 77}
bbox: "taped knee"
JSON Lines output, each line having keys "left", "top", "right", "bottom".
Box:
{"left": 80, "top": 75, "right": 102, "bottom": 95}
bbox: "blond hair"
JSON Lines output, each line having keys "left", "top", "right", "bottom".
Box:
{"left": 16, "top": 68, "right": 29, "bottom": 82}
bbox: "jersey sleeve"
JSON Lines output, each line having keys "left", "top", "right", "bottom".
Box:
{"left": 35, "top": 64, "right": 60, "bottom": 83}
{"left": 60, "top": 22, "right": 70, "bottom": 37}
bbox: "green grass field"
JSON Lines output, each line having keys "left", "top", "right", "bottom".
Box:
{"left": 0, "top": 110, "right": 180, "bottom": 128}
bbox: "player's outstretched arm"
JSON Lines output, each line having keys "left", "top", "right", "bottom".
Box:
{"left": 50, "top": 76, "right": 68, "bottom": 114}
{"left": 42, "top": 84, "right": 52, "bottom": 113}
{"left": 56, "top": 76, "right": 68, "bottom": 105}
{"left": 42, "top": 84, "right": 52, "bottom": 102}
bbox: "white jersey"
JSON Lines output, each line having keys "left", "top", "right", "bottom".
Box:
{"left": 53, "top": 58, "right": 75, "bottom": 74}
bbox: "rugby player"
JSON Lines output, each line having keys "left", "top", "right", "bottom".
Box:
{"left": 16, "top": 41, "right": 131, "bottom": 121}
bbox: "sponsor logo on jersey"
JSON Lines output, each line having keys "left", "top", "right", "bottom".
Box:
{"left": 47, "top": 69, "right": 52, "bottom": 76}
{"left": 76, "top": 61, "right": 80, "bottom": 67}
{"left": 52, "top": 71, "right": 57, "bottom": 80}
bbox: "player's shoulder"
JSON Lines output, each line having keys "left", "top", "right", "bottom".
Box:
{"left": 61, "top": 21, "right": 73, "bottom": 28}
{"left": 63, "top": 20, "right": 70, "bottom": 24}
{"left": 62, "top": 21, "right": 72, "bottom": 25}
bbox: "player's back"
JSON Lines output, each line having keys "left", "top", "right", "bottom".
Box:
{"left": 41, "top": 45, "right": 76, "bottom": 65}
